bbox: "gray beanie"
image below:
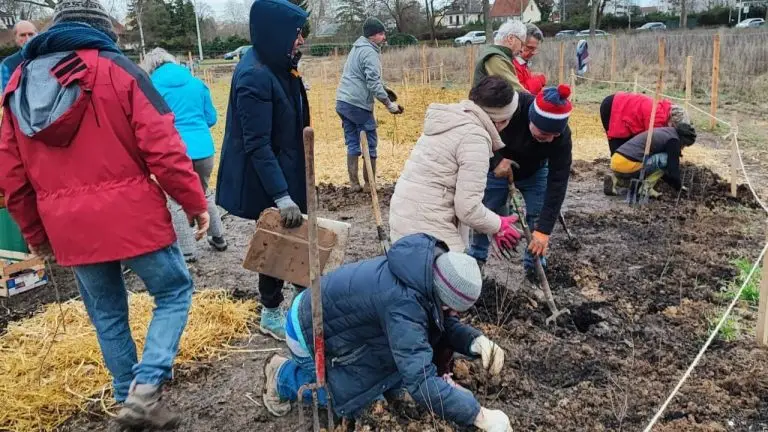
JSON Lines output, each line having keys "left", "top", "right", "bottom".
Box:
{"left": 53, "top": 0, "right": 118, "bottom": 42}
{"left": 363, "top": 17, "right": 386, "bottom": 38}
{"left": 433, "top": 252, "right": 482, "bottom": 312}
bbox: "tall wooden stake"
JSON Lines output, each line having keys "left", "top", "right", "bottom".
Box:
{"left": 468, "top": 45, "right": 475, "bottom": 87}
{"left": 558, "top": 41, "right": 565, "bottom": 84}
{"left": 610, "top": 36, "right": 617, "bottom": 89}
{"left": 710, "top": 33, "right": 721, "bottom": 130}
{"left": 641, "top": 39, "right": 665, "bottom": 165}
{"left": 730, "top": 120, "right": 739, "bottom": 197}
{"left": 440, "top": 62, "right": 445, "bottom": 87}
{"left": 570, "top": 68, "right": 576, "bottom": 102}
{"left": 633, "top": 73, "right": 639, "bottom": 92}
{"left": 757, "top": 229, "right": 768, "bottom": 346}
{"left": 421, "top": 44, "right": 428, "bottom": 85}
{"left": 684, "top": 55, "right": 693, "bottom": 109}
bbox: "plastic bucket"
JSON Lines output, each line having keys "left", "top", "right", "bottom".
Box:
{"left": 0, "top": 208, "right": 28, "bottom": 253}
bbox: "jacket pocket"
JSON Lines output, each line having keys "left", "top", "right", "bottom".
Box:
{"left": 330, "top": 344, "right": 367, "bottom": 367}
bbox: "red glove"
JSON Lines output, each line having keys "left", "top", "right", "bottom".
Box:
{"left": 493, "top": 215, "right": 522, "bottom": 253}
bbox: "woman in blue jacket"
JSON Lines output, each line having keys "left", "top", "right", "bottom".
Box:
{"left": 141, "top": 48, "right": 227, "bottom": 259}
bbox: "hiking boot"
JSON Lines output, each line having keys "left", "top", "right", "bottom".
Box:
{"left": 347, "top": 155, "right": 362, "bottom": 192}
{"left": 641, "top": 170, "right": 664, "bottom": 199}
{"left": 207, "top": 236, "right": 228, "bottom": 252}
{"left": 116, "top": 382, "right": 180, "bottom": 430}
{"left": 260, "top": 307, "right": 286, "bottom": 341}
{"left": 603, "top": 174, "right": 619, "bottom": 196}
{"left": 263, "top": 354, "right": 291, "bottom": 417}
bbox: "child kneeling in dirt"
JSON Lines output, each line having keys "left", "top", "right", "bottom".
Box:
{"left": 262, "top": 233, "right": 513, "bottom": 432}
{"left": 604, "top": 124, "right": 697, "bottom": 198}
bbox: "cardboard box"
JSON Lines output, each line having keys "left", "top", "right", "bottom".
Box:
{"left": 0, "top": 249, "right": 48, "bottom": 297}
{"left": 243, "top": 209, "right": 349, "bottom": 287}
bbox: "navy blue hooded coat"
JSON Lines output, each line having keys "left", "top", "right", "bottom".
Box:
{"left": 215, "top": 0, "right": 310, "bottom": 219}
{"left": 296, "top": 234, "right": 483, "bottom": 425}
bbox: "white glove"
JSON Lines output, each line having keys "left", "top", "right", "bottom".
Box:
{"left": 386, "top": 101, "right": 402, "bottom": 114}
{"left": 470, "top": 335, "right": 505, "bottom": 376}
{"left": 474, "top": 407, "right": 512, "bottom": 432}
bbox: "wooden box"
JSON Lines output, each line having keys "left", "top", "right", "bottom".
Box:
{"left": 243, "top": 209, "right": 341, "bottom": 287}
{"left": 0, "top": 249, "right": 48, "bottom": 297}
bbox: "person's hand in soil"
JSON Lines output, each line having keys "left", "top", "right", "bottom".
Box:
{"left": 529, "top": 231, "right": 549, "bottom": 257}
{"left": 473, "top": 407, "right": 512, "bottom": 432}
{"left": 187, "top": 211, "right": 211, "bottom": 240}
{"left": 29, "top": 241, "right": 54, "bottom": 262}
{"left": 470, "top": 335, "right": 505, "bottom": 375}
{"left": 275, "top": 196, "right": 303, "bottom": 228}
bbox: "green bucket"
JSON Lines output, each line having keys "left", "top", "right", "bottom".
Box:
{"left": 0, "top": 208, "right": 28, "bottom": 253}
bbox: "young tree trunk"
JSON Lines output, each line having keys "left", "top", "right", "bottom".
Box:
{"left": 483, "top": 0, "right": 492, "bottom": 44}
{"left": 589, "top": 0, "right": 599, "bottom": 35}
{"left": 680, "top": 0, "right": 687, "bottom": 29}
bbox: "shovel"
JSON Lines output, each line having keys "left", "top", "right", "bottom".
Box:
{"left": 360, "top": 131, "right": 391, "bottom": 255}
{"left": 297, "top": 127, "right": 334, "bottom": 432}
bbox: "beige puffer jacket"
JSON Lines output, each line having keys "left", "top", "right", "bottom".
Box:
{"left": 389, "top": 100, "right": 505, "bottom": 251}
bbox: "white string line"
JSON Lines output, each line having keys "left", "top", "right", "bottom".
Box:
{"left": 575, "top": 75, "right": 635, "bottom": 86}
{"left": 685, "top": 102, "right": 732, "bottom": 128}
{"left": 642, "top": 240, "right": 768, "bottom": 432}
{"left": 733, "top": 130, "right": 768, "bottom": 214}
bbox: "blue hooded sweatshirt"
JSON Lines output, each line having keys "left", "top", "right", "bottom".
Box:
{"left": 151, "top": 62, "right": 217, "bottom": 160}
{"left": 215, "top": 0, "right": 310, "bottom": 220}
{"left": 296, "top": 233, "right": 483, "bottom": 424}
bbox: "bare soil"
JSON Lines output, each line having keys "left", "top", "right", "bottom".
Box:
{"left": 3, "top": 161, "right": 767, "bottom": 432}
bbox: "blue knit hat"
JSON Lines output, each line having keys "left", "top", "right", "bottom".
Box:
{"left": 433, "top": 252, "right": 482, "bottom": 312}
{"left": 528, "top": 84, "right": 573, "bottom": 134}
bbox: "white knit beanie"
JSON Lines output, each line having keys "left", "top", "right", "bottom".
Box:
{"left": 433, "top": 252, "right": 482, "bottom": 312}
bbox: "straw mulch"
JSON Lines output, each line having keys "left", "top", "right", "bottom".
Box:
{"left": 0, "top": 290, "right": 257, "bottom": 431}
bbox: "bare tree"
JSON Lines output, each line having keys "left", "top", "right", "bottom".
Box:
{"left": 483, "top": 0, "right": 491, "bottom": 44}
{"left": 679, "top": 0, "right": 687, "bottom": 29}
{"left": 424, "top": 0, "right": 455, "bottom": 43}
{"left": 377, "top": 0, "right": 419, "bottom": 32}
{"left": 589, "top": 0, "right": 599, "bottom": 35}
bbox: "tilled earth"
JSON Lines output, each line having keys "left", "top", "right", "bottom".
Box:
{"left": 3, "top": 161, "right": 767, "bottom": 431}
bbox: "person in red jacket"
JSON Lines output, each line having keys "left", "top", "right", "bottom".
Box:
{"left": 0, "top": 0, "right": 209, "bottom": 428}
{"left": 512, "top": 23, "right": 547, "bottom": 95}
{"left": 600, "top": 91, "right": 690, "bottom": 155}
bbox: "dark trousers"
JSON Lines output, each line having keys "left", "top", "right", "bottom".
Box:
{"left": 259, "top": 274, "right": 284, "bottom": 309}
{"left": 600, "top": 95, "right": 628, "bottom": 155}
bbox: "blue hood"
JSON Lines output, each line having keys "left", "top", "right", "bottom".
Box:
{"left": 151, "top": 63, "right": 193, "bottom": 88}
{"left": 386, "top": 233, "right": 446, "bottom": 302}
{"left": 249, "top": 0, "right": 307, "bottom": 71}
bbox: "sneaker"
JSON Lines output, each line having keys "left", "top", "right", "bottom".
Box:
{"left": 260, "top": 307, "right": 286, "bottom": 341}
{"left": 207, "top": 236, "right": 228, "bottom": 252}
{"left": 116, "top": 382, "right": 180, "bottom": 430}
{"left": 263, "top": 354, "right": 291, "bottom": 417}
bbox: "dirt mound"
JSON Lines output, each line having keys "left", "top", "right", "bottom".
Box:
{"left": 319, "top": 183, "right": 395, "bottom": 212}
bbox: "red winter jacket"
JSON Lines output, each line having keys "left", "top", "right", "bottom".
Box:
{"left": 0, "top": 49, "right": 207, "bottom": 266}
{"left": 513, "top": 57, "right": 546, "bottom": 95}
{"left": 607, "top": 92, "right": 672, "bottom": 140}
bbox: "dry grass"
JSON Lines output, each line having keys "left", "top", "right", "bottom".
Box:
{"left": 0, "top": 290, "right": 257, "bottom": 431}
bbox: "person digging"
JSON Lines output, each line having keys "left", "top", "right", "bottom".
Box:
{"left": 262, "top": 233, "right": 514, "bottom": 432}
{"left": 336, "top": 17, "right": 404, "bottom": 193}
{"left": 604, "top": 124, "right": 697, "bottom": 198}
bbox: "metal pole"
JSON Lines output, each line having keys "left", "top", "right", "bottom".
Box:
{"left": 194, "top": 1, "right": 204, "bottom": 61}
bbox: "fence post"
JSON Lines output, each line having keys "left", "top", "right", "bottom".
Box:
{"left": 403, "top": 67, "right": 410, "bottom": 103}
{"left": 421, "top": 44, "right": 428, "bottom": 85}
{"left": 684, "top": 55, "right": 693, "bottom": 109}
{"left": 710, "top": 33, "right": 721, "bottom": 130}
{"left": 558, "top": 41, "right": 565, "bottom": 84}
{"left": 570, "top": 68, "right": 576, "bottom": 102}
{"left": 757, "top": 229, "right": 768, "bottom": 346}
{"left": 440, "top": 62, "right": 445, "bottom": 87}
{"left": 633, "top": 73, "right": 638, "bottom": 92}
{"left": 730, "top": 120, "right": 739, "bottom": 197}
{"left": 188, "top": 51, "right": 194, "bottom": 75}
{"left": 468, "top": 45, "right": 475, "bottom": 87}
{"left": 610, "top": 36, "right": 617, "bottom": 90}
{"left": 642, "top": 39, "right": 665, "bottom": 164}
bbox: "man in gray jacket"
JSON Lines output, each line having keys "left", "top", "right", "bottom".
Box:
{"left": 336, "top": 17, "right": 403, "bottom": 191}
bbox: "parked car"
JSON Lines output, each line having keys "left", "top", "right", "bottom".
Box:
{"left": 577, "top": 29, "right": 610, "bottom": 37}
{"left": 637, "top": 22, "right": 667, "bottom": 31}
{"left": 736, "top": 18, "right": 765, "bottom": 28}
{"left": 224, "top": 45, "right": 251, "bottom": 60}
{"left": 454, "top": 31, "right": 486, "bottom": 46}
{"left": 555, "top": 30, "right": 578, "bottom": 38}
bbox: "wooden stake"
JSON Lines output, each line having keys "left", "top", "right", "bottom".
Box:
{"left": 758, "top": 228, "right": 768, "bottom": 346}
{"left": 570, "top": 68, "right": 576, "bottom": 102}
{"left": 188, "top": 51, "right": 194, "bottom": 74}
{"left": 710, "top": 33, "right": 721, "bottom": 130}
{"left": 558, "top": 41, "right": 565, "bottom": 84}
{"left": 440, "top": 62, "right": 445, "bottom": 87}
{"left": 468, "top": 45, "right": 475, "bottom": 87}
{"left": 685, "top": 55, "right": 693, "bottom": 108}
{"left": 633, "top": 73, "right": 639, "bottom": 92}
{"left": 730, "top": 120, "right": 739, "bottom": 197}
{"left": 421, "top": 44, "right": 428, "bottom": 85}
{"left": 610, "top": 36, "right": 617, "bottom": 89}
{"left": 641, "top": 39, "right": 665, "bottom": 164}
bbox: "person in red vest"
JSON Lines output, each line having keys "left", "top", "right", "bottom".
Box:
{"left": 600, "top": 91, "right": 690, "bottom": 155}
{"left": 512, "top": 23, "right": 547, "bottom": 95}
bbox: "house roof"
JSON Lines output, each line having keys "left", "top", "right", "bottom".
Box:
{"left": 446, "top": 0, "right": 483, "bottom": 15}
{"left": 491, "top": 0, "right": 528, "bottom": 17}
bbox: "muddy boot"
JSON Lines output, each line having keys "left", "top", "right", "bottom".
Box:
{"left": 263, "top": 354, "right": 292, "bottom": 417}
{"left": 362, "top": 157, "right": 377, "bottom": 192}
{"left": 641, "top": 170, "right": 664, "bottom": 198}
{"left": 347, "top": 155, "right": 362, "bottom": 192}
{"left": 116, "top": 382, "right": 180, "bottom": 430}
{"left": 603, "top": 173, "right": 619, "bottom": 196}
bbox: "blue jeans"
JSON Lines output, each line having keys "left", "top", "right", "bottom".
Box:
{"left": 468, "top": 165, "right": 549, "bottom": 270}
{"left": 336, "top": 101, "right": 377, "bottom": 158}
{"left": 72, "top": 245, "right": 194, "bottom": 402}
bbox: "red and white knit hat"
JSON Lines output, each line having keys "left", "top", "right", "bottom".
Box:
{"left": 528, "top": 84, "right": 573, "bottom": 134}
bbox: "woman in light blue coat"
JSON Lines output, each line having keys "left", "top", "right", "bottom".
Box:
{"left": 141, "top": 48, "right": 227, "bottom": 260}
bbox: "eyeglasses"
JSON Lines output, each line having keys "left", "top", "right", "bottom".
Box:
{"left": 523, "top": 45, "right": 539, "bottom": 54}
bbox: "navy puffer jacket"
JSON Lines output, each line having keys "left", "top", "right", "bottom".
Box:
{"left": 297, "top": 234, "right": 483, "bottom": 424}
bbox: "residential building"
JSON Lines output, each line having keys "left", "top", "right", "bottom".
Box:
{"left": 440, "top": 0, "right": 484, "bottom": 28}
{"left": 490, "top": 0, "right": 542, "bottom": 23}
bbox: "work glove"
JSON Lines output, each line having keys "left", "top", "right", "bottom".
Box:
{"left": 386, "top": 101, "right": 404, "bottom": 115}
{"left": 528, "top": 230, "right": 550, "bottom": 257}
{"left": 474, "top": 407, "right": 513, "bottom": 432}
{"left": 470, "top": 335, "right": 505, "bottom": 376}
{"left": 493, "top": 215, "right": 522, "bottom": 260}
{"left": 187, "top": 211, "right": 211, "bottom": 241}
{"left": 275, "top": 196, "right": 303, "bottom": 228}
{"left": 384, "top": 86, "right": 398, "bottom": 102}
